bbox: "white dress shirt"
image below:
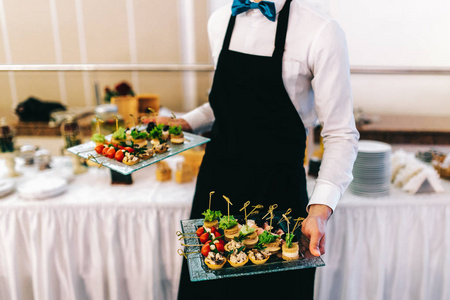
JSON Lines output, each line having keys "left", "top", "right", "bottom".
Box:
{"left": 183, "top": 0, "right": 359, "bottom": 212}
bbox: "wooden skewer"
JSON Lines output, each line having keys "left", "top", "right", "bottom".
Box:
{"left": 177, "top": 248, "right": 200, "bottom": 259}
{"left": 180, "top": 243, "right": 203, "bottom": 247}
{"left": 209, "top": 191, "right": 215, "bottom": 211}
{"left": 223, "top": 195, "right": 233, "bottom": 222}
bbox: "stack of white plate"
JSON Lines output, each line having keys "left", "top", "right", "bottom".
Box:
{"left": 18, "top": 177, "right": 68, "bottom": 200}
{"left": 350, "top": 140, "right": 392, "bottom": 197}
{"left": 0, "top": 180, "right": 15, "bottom": 198}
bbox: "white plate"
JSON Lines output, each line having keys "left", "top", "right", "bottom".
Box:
{"left": 358, "top": 140, "right": 392, "bottom": 154}
{"left": 18, "top": 177, "right": 68, "bottom": 200}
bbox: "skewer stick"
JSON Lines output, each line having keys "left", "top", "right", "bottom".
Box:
{"left": 113, "top": 114, "right": 119, "bottom": 131}
{"left": 129, "top": 114, "right": 136, "bottom": 128}
{"left": 94, "top": 117, "right": 103, "bottom": 134}
{"left": 277, "top": 208, "right": 292, "bottom": 224}
{"left": 239, "top": 201, "right": 251, "bottom": 224}
{"left": 262, "top": 204, "right": 278, "bottom": 220}
{"left": 282, "top": 214, "right": 291, "bottom": 234}
{"left": 292, "top": 217, "right": 305, "bottom": 233}
{"left": 177, "top": 249, "right": 200, "bottom": 259}
{"left": 223, "top": 195, "right": 233, "bottom": 222}
{"left": 209, "top": 191, "right": 215, "bottom": 211}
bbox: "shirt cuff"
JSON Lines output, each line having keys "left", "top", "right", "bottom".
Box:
{"left": 182, "top": 104, "right": 214, "bottom": 134}
{"left": 307, "top": 179, "right": 342, "bottom": 213}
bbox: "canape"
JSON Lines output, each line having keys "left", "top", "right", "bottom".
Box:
{"left": 219, "top": 215, "right": 240, "bottom": 241}
{"left": 202, "top": 209, "right": 222, "bottom": 229}
{"left": 224, "top": 239, "right": 245, "bottom": 253}
{"left": 122, "top": 152, "right": 140, "bottom": 165}
{"left": 169, "top": 125, "right": 184, "bottom": 144}
{"left": 240, "top": 224, "right": 259, "bottom": 249}
{"left": 111, "top": 127, "right": 127, "bottom": 145}
{"left": 228, "top": 250, "right": 248, "bottom": 267}
{"left": 154, "top": 143, "right": 169, "bottom": 154}
{"left": 130, "top": 129, "right": 148, "bottom": 148}
{"left": 204, "top": 252, "right": 226, "bottom": 270}
{"left": 149, "top": 124, "right": 164, "bottom": 146}
{"left": 138, "top": 147, "right": 154, "bottom": 160}
{"left": 91, "top": 133, "right": 106, "bottom": 146}
{"left": 282, "top": 233, "right": 299, "bottom": 261}
{"left": 258, "top": 230, "right": 281, "bottom": 255}
{"left": 248, "top": 248, "right": 271, "bottom": 265}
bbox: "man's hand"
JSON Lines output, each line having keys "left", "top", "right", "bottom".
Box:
{"left": 145, "top": 116, "right": 193, "bottom": 133}
{"left": 301, "top": 204, "right": 332, "bottom": 257}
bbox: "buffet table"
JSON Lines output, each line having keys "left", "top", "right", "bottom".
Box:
{"left": 0, "top": 155, "right": 450, "bottom": 300}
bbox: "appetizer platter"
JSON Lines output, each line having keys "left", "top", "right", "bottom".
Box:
{"left": 67, "top": 118, "right": 210, "bottom": 175}
{"left": 178, "top": 193, "right": 325, "bottom": 282}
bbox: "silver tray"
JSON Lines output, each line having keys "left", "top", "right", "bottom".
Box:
{"left": 67, "top": 131, "right": 210, "bottom": 175}
{"left": 180, "top": 218, "right": 325, "bottom": 282}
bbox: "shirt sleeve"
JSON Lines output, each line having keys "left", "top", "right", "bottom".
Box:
{"left": 307, "top": 20, "right": 360, "bottom": 212}
{"left": 182, "top": 102, "right": 215, "bottom": 134}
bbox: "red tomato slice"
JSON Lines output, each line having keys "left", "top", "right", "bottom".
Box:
{"left": 199, "top": 232, "right": 210, "bottom": 244}
{"left": 196, "top": 227, "right": 205, "bottom": 237}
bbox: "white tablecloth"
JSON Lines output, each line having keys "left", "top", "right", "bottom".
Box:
{"left": 315, "top": 182, "right": 450, "bottom": 300}
{"left": 0, "top": 157, "right": 194, "bottom": 300}
{"left": 1, "top": 155, "right": 450, "bottom": 300}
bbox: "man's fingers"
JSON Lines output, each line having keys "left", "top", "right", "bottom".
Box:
{"left": 309, "top": 231, "right": 321, "bottom": 257}
{"left": 319, "top": 233, "right": 326, "bottom": 255}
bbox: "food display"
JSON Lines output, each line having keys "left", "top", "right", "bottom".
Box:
{"left": 68, "top": 120, "right": 210, "bottom": 175}
{"left": 178, "top": 195, "right": 325, "bottom": 282}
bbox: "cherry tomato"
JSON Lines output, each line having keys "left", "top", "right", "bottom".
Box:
{"left": 218, "top": 239, "right": 225, "bottom": 245}
{"left": 214, "top": 231, "right": 222, "bottom": 238}
{"left": 196, "top": 227, "right": 205, "bottom": 237}
{"left": 210, "top": 227, "right": 217, "bottom": 233}
{"left": 215, "top": 242, "right": 224, "bottom": 253}
{"left": 199, "top": 232, "right": 210, "bottom": 244}
{"left": 201, "top": 244, "right": 210, "bottom": 257}
{"left": 115, "top": 150, "right": 124, "bottom": 162}
{"left": 102, "top": 147, "right": 108, "bottom": 155}
{"left": 95, "top": 144, "right": 105, "bottom": 154}
{"left": 124, "top": 147, "right": 134, "bottom": 153}
{"left": 106, "top": 147, "right": 116, "bottom": 159}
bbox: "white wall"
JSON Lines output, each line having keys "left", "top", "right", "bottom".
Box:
{"left": 327, "top": 0, "right": 450, "bottom": 116}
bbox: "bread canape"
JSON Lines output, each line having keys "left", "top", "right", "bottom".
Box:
{"left": 154, "top": 143, "right": 169, "bottom": 154}
{"left": 169, "top": 125, "right": 184, "bottom": 144}
{"left": 111, "top": 127, "right": 127, "bottom": 145}
{"left": 240, "top": 224, "right": 259, "bottom": 249}
{"left": 224, "top": 239, "right": 245, "bottom": 252}
{"left": 137, "top": 147, "right": 154, "bottom": 160}
{"left": 122, "top": 152, "right": 140, "bottom": 165}
{"left": 149, "top": 124, "right": 164, "bottom": 147}
{"left": 219, "top": 215, "right": 240, "bottom": 241}
{"left": 228, "top": 248, "right": 248, "bottom": 267}
{"left": 204, "top": 251, "right": 226, "bottom": 270}
{"left": 202, "top": 209, "right": 222, "bottom": 229}
{"left": 129, "top": 128, "right": 148, "bottom": 148}
{"left": 282, "top": 233, "right": 299, "bottom": 261}
{"left": 258, "top": 230, "right": 281, "bottom": 255}
{"left": 248, "top": 248, "right": 271, "bottom": 265}
{"left": 91, "top": 133, "right": 106, "bottom": 146}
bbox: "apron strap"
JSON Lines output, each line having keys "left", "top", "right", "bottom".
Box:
{"left": 273, "top": 0, "right": 292, "bottom": 59}
{"left": 221, "top": 0, "right": 292, "bottom": 56}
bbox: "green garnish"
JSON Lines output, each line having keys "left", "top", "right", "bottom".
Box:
{"left": 91, "top": 133, "right": 105, "bottom": 143}
{"left": 202, "top": 209, "right": 222, "bottom": 222}
{"left": 285, "top": 233, "right": 295, "bottom": 248}
{"left": 219, "top": 215, "right": 238, "bottom": 230}
{"left": 258, "top": 230, "right": 279, "bottom": 244}
{"left": 149, "top": 125, "right": 164, "bottom": 139}
{"left": 131, "top": 129, "right": 148, "bottom": 140}
{"left": 240, "top": 224, "right": 255, "bottom": 236}
{"left": 169, "top": 125, "right": 182, "bottom": 136}
{"left": 112, "top": 127, "right": 126, "bottom": 140}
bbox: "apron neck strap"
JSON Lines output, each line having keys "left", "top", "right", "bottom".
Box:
{"left": 222, "top": 0, "right": 292, "bottom": 58}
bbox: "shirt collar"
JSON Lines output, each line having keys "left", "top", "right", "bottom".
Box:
{"left": 249, "top": 0, "right": 286, "bottom": 15}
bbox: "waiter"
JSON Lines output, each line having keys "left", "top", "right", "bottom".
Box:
{"left": 153, "top": 0, "right": 359, "bottom": 298}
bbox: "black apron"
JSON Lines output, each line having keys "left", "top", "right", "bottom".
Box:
{"left": 178, "top": 1, "right": 315, "bottom": 298}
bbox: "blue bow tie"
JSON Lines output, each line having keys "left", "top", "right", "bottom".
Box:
{"left": 232, "top": 0, "right": 276, "bottom": 22}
